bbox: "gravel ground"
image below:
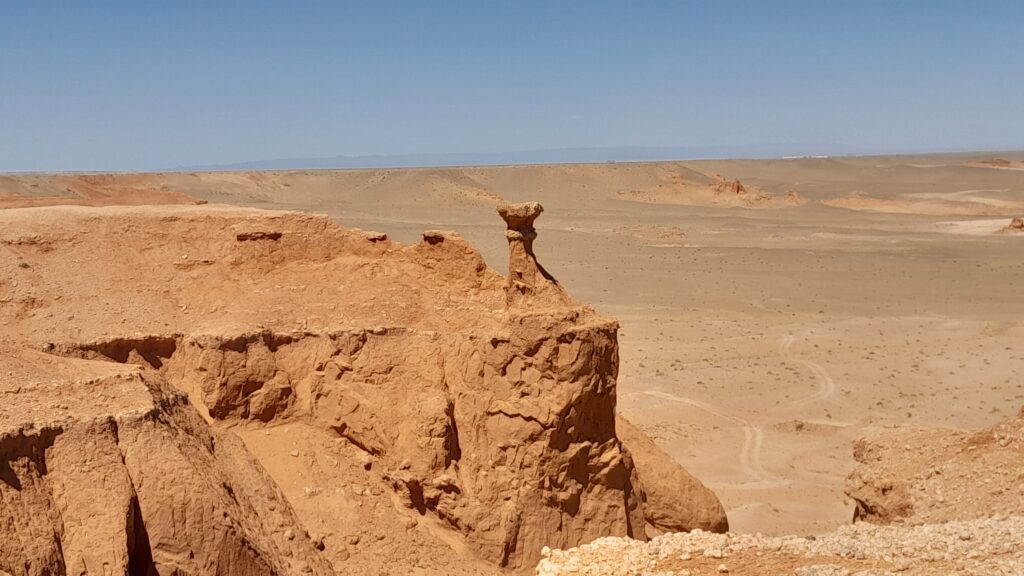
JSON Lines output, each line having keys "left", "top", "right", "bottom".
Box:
{"left": 535, "top": 516, "right": 1024, "bottom": 576}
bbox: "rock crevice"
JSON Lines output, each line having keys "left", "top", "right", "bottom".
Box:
{"left": 0, "top": 355, "right": 332, "bottom": 576}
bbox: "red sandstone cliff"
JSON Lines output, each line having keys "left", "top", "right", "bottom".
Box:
{"left": 0, "top": 203, "right": 726, "bottom": 572}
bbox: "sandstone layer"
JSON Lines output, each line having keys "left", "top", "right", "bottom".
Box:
{"left": 0, "top": 350, "right": 331, "bottom": 576}
{"left": 0, "top": 203, "right": 725, "bottom": 571}
{"left": 0, "top": 173, "right": 202, "bottom": 208}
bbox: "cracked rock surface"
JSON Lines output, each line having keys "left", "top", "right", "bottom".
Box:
{"left": 1, "top": 204, "right": 726, "bottom": 573}
{"left": 0, "top": 351, "right": 331, "bottom": 576}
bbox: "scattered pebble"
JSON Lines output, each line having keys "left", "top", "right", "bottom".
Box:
{"left": 535, "top": 516, "right": 1024, "bottom": 575}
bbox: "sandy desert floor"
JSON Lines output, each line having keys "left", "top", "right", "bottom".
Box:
{"left": 4, "top": 152, "right": 1023, "bottom": 539}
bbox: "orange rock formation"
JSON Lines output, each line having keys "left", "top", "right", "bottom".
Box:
{"left": 0, "top": 203, "right": 726, "bottom": 573}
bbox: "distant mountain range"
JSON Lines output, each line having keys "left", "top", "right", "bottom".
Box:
{"left": 173, "top": 144, "right": 876, "bottom": 172}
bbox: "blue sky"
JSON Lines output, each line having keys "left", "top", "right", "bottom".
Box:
{"left": 1, "top": 1, "right": 1022, "bottom": 171}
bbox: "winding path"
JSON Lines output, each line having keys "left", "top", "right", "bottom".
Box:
{"left": 622, "top": 332, "right": 841, "bottom": 488}
{"left": 779, "top": 334, "right": 836, "bottom": 407}
{"left": 633, "top": 389, "right": 783, "bottom": 486}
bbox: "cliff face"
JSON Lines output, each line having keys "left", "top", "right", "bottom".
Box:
{"left": 0, "top": 352, "right": 332, "bottom": 576}
{"left": 61, "top": 318, "right": 641, "bottom": 568}
{"left": 1, "top": 203, "right": 724, "bottom": 571}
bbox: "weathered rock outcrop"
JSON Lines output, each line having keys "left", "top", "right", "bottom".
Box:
{"left": 0, "top": 351, "right": 331, "bottom": 576}
{"left": 0, "top": 204, "right": 726, "bottom": 570}
{"left": 498, "top": 202, "right": 573, "bottom": 308}
{"left": 845, "top": 407, "right": 1024, "bottom": 525}
{"left": 63, "top": 322, "right": 646, "bottom": 568}
{"left": 615, "top": 415, "right": 728, "bottom": 535}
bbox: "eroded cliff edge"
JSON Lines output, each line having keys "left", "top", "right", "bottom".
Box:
{"left": 0, "top": 351, "right": 332, "bottom": 575}
{"left": 0, "top": 203, "right": 726, "bottom": 572}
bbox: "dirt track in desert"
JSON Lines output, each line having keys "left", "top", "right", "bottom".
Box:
{"left": 5, "top": 152, "right": 1023, "bottom": 539}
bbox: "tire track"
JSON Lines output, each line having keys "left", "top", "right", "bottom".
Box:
{"left": 633, "top": 390, "right": 783, "bottom": 486}
{"left": 780, "top": 334, "right": 836, "bottom": 407}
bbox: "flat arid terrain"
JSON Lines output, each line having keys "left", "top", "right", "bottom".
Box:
{"left": 2, "top": 151, "right": 1023, "bottom": 574}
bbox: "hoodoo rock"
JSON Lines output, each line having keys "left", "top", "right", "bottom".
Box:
{"left": 498, "top": 202, "right": 571, "bottom": 307}
{"left": 0, "top": 204, "right": 727, "bottom": 571}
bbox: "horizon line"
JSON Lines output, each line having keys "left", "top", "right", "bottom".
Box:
{"left": 1, "top": 146, "right": 1022, "bottom": 176}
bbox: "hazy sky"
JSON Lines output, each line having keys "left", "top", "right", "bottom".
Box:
{"left": 2, "top": 1, "right": 1023, "bottom": 171}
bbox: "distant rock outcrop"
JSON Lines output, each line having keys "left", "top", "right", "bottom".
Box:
{"left": 613, "top": 168, "right": 801, "bottom": 208}
{"left": 966, "top": 158, "right": 1024, "bottom": 171}
{"left": 710, "top": 175, "right": 747, "bottom": 196}
{"left": 0, "top": 173, "right": 202, "bottom": 208}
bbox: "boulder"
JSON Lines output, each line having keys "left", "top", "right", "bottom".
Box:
{"left": 616, "top": 415, "right": 728, "bottom": 534}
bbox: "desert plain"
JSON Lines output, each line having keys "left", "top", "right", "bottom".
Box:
{"left": 2, "top": 151, "right": 1023, "bottom": 574}
{"left": 220, "top": 153, "right": 1024, "bottom": 534}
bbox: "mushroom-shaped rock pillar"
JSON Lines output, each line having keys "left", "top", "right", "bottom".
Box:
{"left": 497, "top": 202, "right": 570, "bottom": 307}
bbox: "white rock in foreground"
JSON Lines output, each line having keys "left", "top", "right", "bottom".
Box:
{"left": 536, "top": 517, "right": 1024, "bottom": 576}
